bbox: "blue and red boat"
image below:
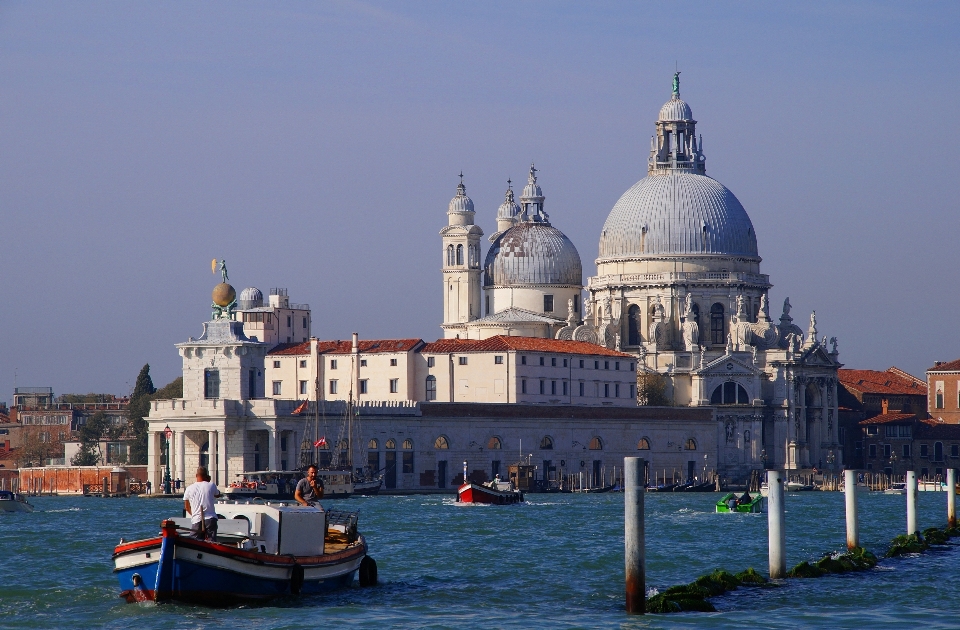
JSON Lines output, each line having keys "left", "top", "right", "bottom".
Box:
{"left": 113, "top": 501, "right": 376, "bottom": 605}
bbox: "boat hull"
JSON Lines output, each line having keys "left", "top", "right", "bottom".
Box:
{"left": 716, "top": 493, "right": 763, "bottom": 513}
{"left": 114, "top": 531, "right": 366, "bottom": 605}
{"left": 352, "top": 478, "right": 383, "bottom": 496}
{"left": 457, "top": 483, "right": 523, "bottom": 505}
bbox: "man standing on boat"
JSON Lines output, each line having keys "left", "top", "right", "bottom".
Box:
{"left": 184, "top": 466, "right": 221, "bottom": 541}
{"left": 294, "top": 464, "right": 325, "bottom": 506}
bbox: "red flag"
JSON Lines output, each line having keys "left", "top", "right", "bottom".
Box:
{"left": 292, "top": 400, "right": 309, "bottom": 415}
{"left": 314, "top": 436, "right": 327, "bottom": 448}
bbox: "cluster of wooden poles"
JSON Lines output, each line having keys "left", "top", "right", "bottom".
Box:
{"left": 622, "top": 458, "right": 959, "bottom": 615}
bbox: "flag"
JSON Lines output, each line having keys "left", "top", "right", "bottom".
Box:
{"left": 314, "top": 436, "right": 327, "bottom": 448}
{"left": 292, "top": 400, "right": 309, "bottom": 415}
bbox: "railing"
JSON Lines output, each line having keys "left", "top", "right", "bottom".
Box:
{"left": 589, "top": 271, "right": 770, "bottom": 288}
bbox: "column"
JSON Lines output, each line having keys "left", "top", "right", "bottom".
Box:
{"left": 217, "top": 429, "right": 228, "bottom": 487}
{"left": 209, "top": 430, "right": 219, "bottom": 485}
{"left": 177, "top": 431, "right": 186, "bottom": 489}
{"left": 147, "top": 431, "right": 158, "bottom": 491}
{"left": 269, "top": 427, "right": 279, "bottom": 471}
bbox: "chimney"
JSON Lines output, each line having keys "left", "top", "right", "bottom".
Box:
{"left": 352, "top": 333, "right": 359, "bottom": 354}
{"left": 881, "top": 398, "right": 889, "bottom": 415}
{"left": 935, "top": 361, "right": 943, "bottom": 367}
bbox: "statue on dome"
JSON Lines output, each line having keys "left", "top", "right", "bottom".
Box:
{"left": 672, "top": 71, "right": 681, "bottom": 97}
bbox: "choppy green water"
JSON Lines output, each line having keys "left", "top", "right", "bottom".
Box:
{"left": 0, "top": 491, "right": 957, "bottom": 629}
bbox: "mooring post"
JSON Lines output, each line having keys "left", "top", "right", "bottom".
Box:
{"left": 767, "top": 470, "right": 786, "bottom": 579}
{"left": 948, "top": 469, "right": 957, "bottom": 528}
{"left": 624, "top": 457, "right": 645, "bottom": 614}
{"left": 906, "top": 470, "right": 918, "bottom": 535}
{"left": 844, "top": 469, "right": 859, "bottom": 549}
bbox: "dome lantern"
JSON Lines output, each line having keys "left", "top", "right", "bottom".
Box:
{"left": 649, "top": 72, "right": 705, "bottom": 176}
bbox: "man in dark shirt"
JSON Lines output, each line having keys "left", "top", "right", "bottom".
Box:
{"left": 294, "top": 464, "right": 325, "bottom": 506}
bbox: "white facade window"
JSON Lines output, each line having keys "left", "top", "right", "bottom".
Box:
{"left": 495, "top": 355, "right": 504, "bottom": 365}
{"left": 360, "top": 359, "right": 367, "bottom": 367}
{"left": 579, "top": 382, "right": 585, "bottom": 396}
{"left": 273, "top": 360, "right": 281, "bottom": 368}
{"left": 329, "top": 380, "right": 338, "bottom": 394}
{"left": 390, "top": 358, "right": 398, "bottom": 366}
{"left": 299, "top": 360, "right": 307, "bottom": 368}
{"left": 330, "top": 359, "right": 338, "bottom": 370}
{"left": 390, "top": 379, "right": 399, "bottom": 394}
{"left": 615, "top": 383, "right": 621, "bottom": 397}
{"left": 360, "top": 380, "right": 368, "bottom": 394}
{"left": 302, "top": 317, "right": 307, "bottom": 328}
{"left": 551, "top": 358, "right": 557, "bottom": 367}
{"left": 544, "top": 294, "right": 554, "bottom": 312}
{"left": 459, "top": 357, "right": 468, "bottom": 365}
{"left": 299, "top": 381, "right": 307, "bottom": 395}
{"left": 272, "top": 381, "right": 282, "bottom": 396}
{"left": 427, "top": 356, "right": 435, "bottom": 368}
{"left": 521, "top": 380, "right": 527, "bottom": 394}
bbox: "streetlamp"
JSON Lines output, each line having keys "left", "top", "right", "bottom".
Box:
{"left": 163, "top": 425, "right": 172, "bottom": 494}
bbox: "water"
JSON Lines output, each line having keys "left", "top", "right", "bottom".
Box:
{"left": 1, "top": 491, "right": 958, "bottom": 629}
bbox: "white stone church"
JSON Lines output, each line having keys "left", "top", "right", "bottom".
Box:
{"left": 146, "top": 77, "right": 842, "bottom": 492}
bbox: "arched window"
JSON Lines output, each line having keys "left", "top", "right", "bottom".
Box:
{"left": 468, "top": 245, "right": 476, "bottom": 267}
{"left": 425, "top": 375, "right": 437, "bottom": 401}
{"left": 710, "top": 303, "right": 725, "bottom": 345}
{"left": 402, "top": 439, "right": 413, "bottom": 450}
{"left": 434, "top": 436, "right": 449, "bottom": 449}
{"left": 589, "top": 437, "right": 603, "bottom": 450}
{"left": 540, "top": 436, "right": 554, "bottom": 450}
{"left": 487, "top": 436, "right": 502, "bottom": 450}
{"left": 446, "top": 244, "right": 454, "bottom": 266}
{"left": 385, "top": 438, "right": 396, "bottom": 449}
{"left": 368, "top": 438, "right": 378, "bottom": 450}
{"left": 685, "top": 438, "right": 697, "bottom": 450}
{"left": 637, "top": 437, "right": 651, "bottom": 450}
{"left": 456, "top": 244, "right": 464, "bottom": 266}
{"left": 710, "top": 382, "right": 750, "bottom": 405}
{"left": 627, "top": 304, "right": 641, "bottom": 346}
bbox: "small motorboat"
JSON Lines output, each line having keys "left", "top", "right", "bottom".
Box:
{"left": 222, "top": 469, "right": 354, "bottom": 501}
{"left": 884, "top": 483, "right": 906, "bottom": 495}
{"left": 0, "top": 490, "right": 34, "bottom": 513}
{"left": 785, "top": 481, "right": 815, "bottom": 492}
{"left": 113, "top": 501, "right": 376, "bottom": 605}
{"left": 457, "top": 462, "right": 523, "bottom": 505}
{"left": 716, "top": 492, "right": 763, "bottom": 513}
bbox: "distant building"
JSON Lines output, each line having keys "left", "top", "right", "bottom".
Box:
{"left": 926, "top": 359, "right": 960, "bottom": 423}
{"left": 859, "top": 414, "right": 960, "bottom": 479}
{"left": 236, "top": 287, "right": 311, "bottom": 346}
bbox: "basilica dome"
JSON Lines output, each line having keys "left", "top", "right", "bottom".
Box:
{"left": 598, "top": 172, "right": 758, "bottom": 260}
{"left": 484, "top": 222, "right": 582, "bottom": 287}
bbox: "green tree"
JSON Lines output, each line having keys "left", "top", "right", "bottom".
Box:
{"left": 637, "top": 372, "right": 671, "bottom": 406}
{"left": 71, "top": 411, "right": 108, "bottom": 465}
{"left": 153, "top": 377, "right": 183, "bottom": 400}
{"left": 127, "top": 364, "right": 156, "bottom": 465}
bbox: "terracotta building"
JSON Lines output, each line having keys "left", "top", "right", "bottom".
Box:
{"left": 927, "top": 359, "right": 960, "bottom": 423}
{"left": 859, "top": 414, "right": 960, "bottom": 479}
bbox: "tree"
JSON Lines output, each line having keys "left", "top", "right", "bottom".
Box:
{"left": 637, "top": 372, "right": 671, "bottom": 406}
{"left": 71, "top": 411, "right": 108, "bottom": 466}
{"left": 153, "top": 377, "right": 183, "bottom": 400}
{"left": 127, "top": 364, "right": 156, "bottom": 465}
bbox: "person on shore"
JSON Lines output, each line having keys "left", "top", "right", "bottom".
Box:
{"left": 294, "top": 465, "right": 324, "bottom": 506}
{"left": 183, "top": 466, "right": 221, "bottom": 541}
{"left": 145, "top": 480, "right": 151, "bottom": 494}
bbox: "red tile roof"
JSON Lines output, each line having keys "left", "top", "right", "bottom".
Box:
{"left": 928, "top": 358, "right": 960, "bottom": 373}
{"left": 858, "top": 413, "right": 917, "bottom": 426}
{"left": 421, "top": 336, "right": 634, "bottom": 358}
{"left": 269, "top": 339, "right": 424, "bottom": 356}
{"left": 838, "top": 368, "right": 927, "bottom": 396}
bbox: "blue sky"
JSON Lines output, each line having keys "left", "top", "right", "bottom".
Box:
{"left": 1, "top": 2, "right": 958, "bottom": 397}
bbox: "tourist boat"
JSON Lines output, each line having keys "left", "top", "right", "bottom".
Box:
{"left": 457, "top": 462, "right": 524, "bottom": 505}
{"left": 222, "top": 469, "right": 354, "bottom": 501}
{"left": 113, "top": 501, "right": 377, "bottom": 605}
{"left": 0, "top": 490, "right": 34, "bottom": 513}
{"left": 716, "top": 492, "right": 763, "bottom": 513}
{"left": 884, "top": 482, "right": 906, "bottom": 495}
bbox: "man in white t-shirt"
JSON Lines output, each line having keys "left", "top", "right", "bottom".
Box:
{"left": 183, "top": 466, "right": 221, "bottom": 541}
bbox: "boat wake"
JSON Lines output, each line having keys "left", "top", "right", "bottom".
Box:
{"left": 44, "top": 507, "right": 83, "bottom": 513}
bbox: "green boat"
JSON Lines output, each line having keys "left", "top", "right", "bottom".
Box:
{"left": 716, "top": 492, "right": 763, "bottom": 513}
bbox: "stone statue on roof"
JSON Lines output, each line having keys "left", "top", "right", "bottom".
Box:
{"left": 219, "top": 259, "right": 229, "bottom": 284}
{"left": 672, "top": 71, "right": 681, "bottom": 97}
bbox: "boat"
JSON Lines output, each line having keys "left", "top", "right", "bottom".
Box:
{"left": 0, "top": 490, "right": 34, "bottom": 513}
{"left": 222, "top": 469, "right": 354, "bottom": 501}
{"left": 113, "top": 501, "right": 377, "bottom": 605}
{"left": 457, "top": 462, "right": 524, "bottom": 505}
{"left": 786, "top": 481, "right": 815, "bottom": 492}
{"left": 351, "top": 474, "right": 383, "bottom": 496}
{"left": 918, "top": 480, "right": 960, "bottom": 494}
{"left": 716, "top": 492, "right": 763, "bottom": 513}
{"left": 884, "top": 482, "right": 906, "bottom": 495}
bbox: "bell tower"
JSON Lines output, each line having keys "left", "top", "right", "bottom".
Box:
{"left": 440, "top": 175, "right": 483, "bottom": 338}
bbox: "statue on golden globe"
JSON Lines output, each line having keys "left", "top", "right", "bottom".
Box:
{"left": 210, "top": 258, "right": 237, "bottom": 320}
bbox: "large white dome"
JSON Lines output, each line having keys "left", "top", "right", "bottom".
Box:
{"left": 598, "top": 172, "right": 759, "bottom": 260}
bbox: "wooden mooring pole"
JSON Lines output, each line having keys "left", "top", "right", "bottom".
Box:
{"left": 624, "top": 457, "right": 645, "bottom": 614}
{"left": 767, "top": 470, "right": 786, "bottom": 579}
{"left": 844, "top": 469, "right": 859, "bottom": 549}
{"left": 948, "top": 468, "right": 957, "bottom": 528}
{"left": 906, "top": 470, "right": 918, "bottom": 535}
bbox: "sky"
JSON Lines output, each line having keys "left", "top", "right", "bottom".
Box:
{"left": 0, "top": 2, "right": 958, "bottom": 400}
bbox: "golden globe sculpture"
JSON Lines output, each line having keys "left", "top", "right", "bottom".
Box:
{"left": 212, "top": 282, "right": 236, "bottom": 308}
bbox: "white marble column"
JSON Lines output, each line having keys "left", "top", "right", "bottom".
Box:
{"left": 177, "top": 431, "right": 186, "bottom": 488}
{"left": 217, "top": 429, "right": 227, "bottom": 486}
{"left": 209, "top": 430, "right": 219, "bottom": 485}
{"left": 269, "top": 427, "right": 279, "bottom": 471}
{"left": 147, "top": 431, "right": 158, "bottom": 491}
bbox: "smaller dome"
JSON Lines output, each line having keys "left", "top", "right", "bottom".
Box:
{"left": 238, "top": 287, "right": 263, "bottom": 310}
{"left": 498, "top": 183, "right": 520, "bottom": 220}
{"left": 658, "top": 97, "right": 693, "bottom": 122}
{"left": 212, "top": 283, "right": 237, "bottom": 308}
{"left": 448, "top": 179, "right": 475, "bottom": 214}
{"left": 484, "top": 222, "right": 582, "bottom": 287}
